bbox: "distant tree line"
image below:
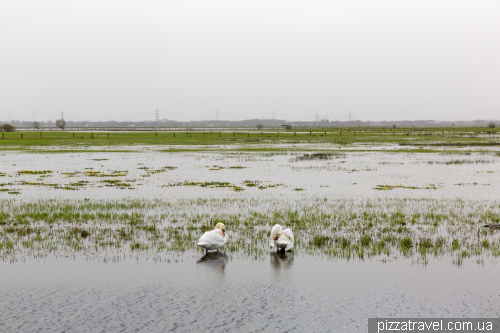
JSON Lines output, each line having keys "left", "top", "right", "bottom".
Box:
{"left": 0, "top": 118, "right": 498, "bottom": 129}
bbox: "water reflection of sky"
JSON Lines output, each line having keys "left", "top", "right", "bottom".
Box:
{"left": 1, "top": 256, "right": 499, "bottom": 332}
{"left": 1, "top": 145, "right": 499, "bottom": 330}
{"left": 1, "top": 147, "right": 499, "bottom": 200}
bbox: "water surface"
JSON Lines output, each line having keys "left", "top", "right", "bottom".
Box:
{"left": 1, "top": 253, "right": 499, "bottom": 332}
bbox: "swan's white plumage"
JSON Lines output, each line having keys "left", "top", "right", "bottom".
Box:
{"left": 270, "top": 224, "right": 294, "bottom": 251}
{"left": 281, "top": 228, "right": 294, "bottom": 251}
{"left": 270, "top": 224, "right": 283, "bottom": 247}
{"left": 197, "top": 223, "right": 228, "bottom": 251}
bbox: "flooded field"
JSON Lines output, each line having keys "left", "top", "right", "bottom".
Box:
{"left": 1, "top": 144, "right": 500, "bottom": 331}
{"left": 2, "top": 256, "right": 499, "bottom": 332}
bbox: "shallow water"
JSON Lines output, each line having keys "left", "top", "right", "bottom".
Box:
{"left": 2, "top": 146, "right": 500, "bottom": 332}
{"left": 1, "top": 148, "right": 499, "bottom": 200}
{"left": 1, "top": 254, "right": 499, "bottom": 332}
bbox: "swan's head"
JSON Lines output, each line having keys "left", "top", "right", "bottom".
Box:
{"left": 215, "top": 222, "right": 226, "bottom": 236}
{"left": 270, "top": 224, "right": 283, "bottom": 242}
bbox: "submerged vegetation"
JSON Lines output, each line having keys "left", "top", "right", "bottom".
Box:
{"left": 1, "top": 197, "right": 499, "bottom": 265}
{"left": 290, "top": 152, "right": 346, "bottom": 162}
{"left": 18, "top": 170, "right": 53, "bottom": 175}
{"left": 161, "top": 180, "right": 284, "bottom": 192}
{"left": 374, "top": 184, "right": 438, "bottom": 190}
{"left": 0, "top": 131, "right": 499, "bottom": 266}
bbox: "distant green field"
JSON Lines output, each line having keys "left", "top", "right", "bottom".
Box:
{"left": 0, "top": 127, "right": 498, "bottom": 152}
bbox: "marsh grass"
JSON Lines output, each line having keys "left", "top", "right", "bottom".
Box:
{"left": 290, "top": 152, "right": 346, "bottom": 162}
{"left": 424, "top": 159, "right": 493, "bottom": 165}
{"left": 374, "top": 184, "right": 438, "bottom": 190}
{"left": 1, "top": 196, "right": 499, "bottom": 264}
{"left": 18, "top": 170, "right": 53, "bottom": 175}
{"left": 1, "top": 128, "right": 499, "bottom": 153}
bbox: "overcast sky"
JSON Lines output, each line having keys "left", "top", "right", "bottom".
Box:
{"left": 1, "top": 0, "right": 499, "bottom": 122}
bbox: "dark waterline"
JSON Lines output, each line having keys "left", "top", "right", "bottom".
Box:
{"left": 1, "top": 253, "right": 499, "bottom": 332}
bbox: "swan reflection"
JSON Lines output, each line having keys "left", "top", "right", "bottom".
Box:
{"left": 196, "top": 252, "right": 228, "bottom": 274}
{"left": 270, "top": 250, "right": 294, "bottom": 272}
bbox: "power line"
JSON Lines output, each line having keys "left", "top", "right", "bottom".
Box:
{"left": 61, "top": 110, "right": 64, "bottom": 121}
{"left": 0, "top": 110, "right": 364, "bottom": 123}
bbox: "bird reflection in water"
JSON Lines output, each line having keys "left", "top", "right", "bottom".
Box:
{"left": 196, "top": 252, "right": 228, "bottom": 274}
{"left": 270, "top": 250, "right": 294, "bottom": 272}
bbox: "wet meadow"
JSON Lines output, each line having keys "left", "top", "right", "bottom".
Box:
{"left": 1, "top": 129, "right": 500, "bottom": 331}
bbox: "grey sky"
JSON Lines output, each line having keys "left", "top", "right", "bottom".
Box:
{"left": 1, "top": 0, "right": 499, "bottom": 122}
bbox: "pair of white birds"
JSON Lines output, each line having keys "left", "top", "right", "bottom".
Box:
{"left": 196, "top": 223, "right": 294, "bottom": 252}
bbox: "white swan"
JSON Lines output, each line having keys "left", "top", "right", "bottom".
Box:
{"left": 270, "top": 224, "right": 294, "bottom": 251}
{"left": 197, "top": 223, "right": 228, "bottom": 253}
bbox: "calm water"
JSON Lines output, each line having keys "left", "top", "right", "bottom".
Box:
{"left": 1, "top": 253, "right": 499, "bottom": 332}
{"left": 1, "top": 146, "right": 500, "bottom": 332}
{"left": 0, "top": 147, "right": 499, "bottom": 200}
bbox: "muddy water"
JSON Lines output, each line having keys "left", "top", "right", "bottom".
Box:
{"left": 1, "top": 254, "right": 499, "bottom": 332}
